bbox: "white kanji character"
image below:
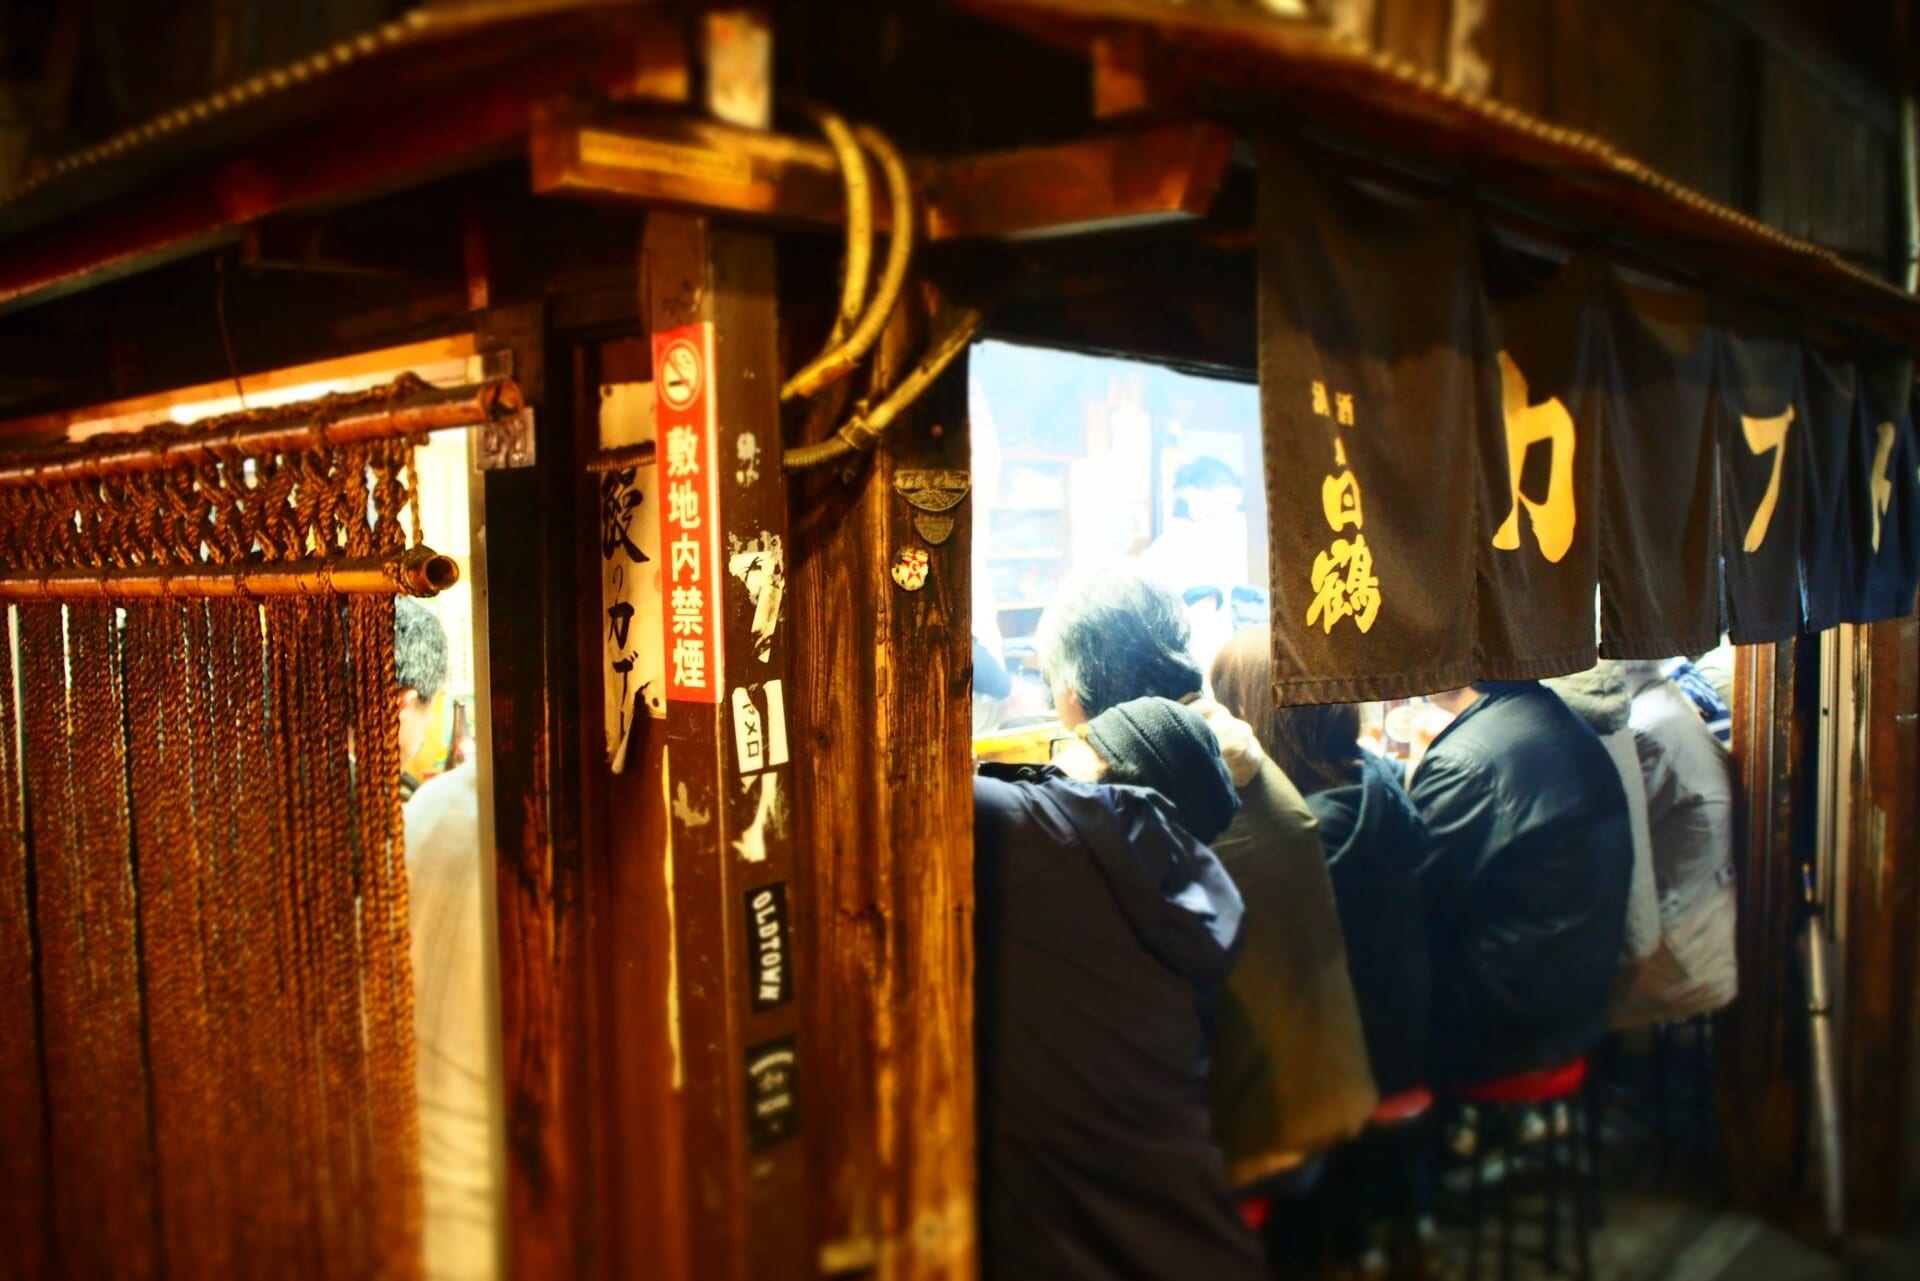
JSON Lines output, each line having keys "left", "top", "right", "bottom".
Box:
{"left": 668, "top": 479, "right": 702, "bottom": 529}
{"left": 667, "top": 424, "right": 701, "bottom": 478}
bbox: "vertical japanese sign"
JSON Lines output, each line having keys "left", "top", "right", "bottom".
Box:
{"left": 599, "top": 382, "right": 665, "bottom": 774}
{"left": 655, "top": 322, "right": 725, "bottom": 703}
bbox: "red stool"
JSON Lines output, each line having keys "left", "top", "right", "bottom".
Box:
{"left": 1368, "top": 1087, "right": 1435, "bottom": 1279}
{"left": 1450, "top": 1059, "right": 1594, "bottom": 1281}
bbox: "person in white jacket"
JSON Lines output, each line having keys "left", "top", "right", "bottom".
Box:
{"left": 1609, "top": 661, "right": 1739, "bottom": 1028}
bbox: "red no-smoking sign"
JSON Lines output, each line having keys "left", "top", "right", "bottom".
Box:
{"left": 654, "top": 322, "right": 723, "bottom": 704}
{"left": 659, "top": 337, "right": 702, "bottom": 411}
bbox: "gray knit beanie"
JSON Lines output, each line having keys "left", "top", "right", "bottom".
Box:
{"left": 1085, "top": 696, "right": 1241, "bottom": 842}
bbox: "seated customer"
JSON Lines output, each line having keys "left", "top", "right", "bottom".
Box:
{"left": 1211, "top": 628, "right": 1432, "bottom": 1099}
{"left": 975, "top": 751, "right": 1263, "bottom": 1281}
{"left": 1036, "top": 572, "right": 1376, "bottom": 1186}
{"left": 1608, "top": 660, "right": 1739, "bottom": 1028}
{"left": 1410, "top": 682, "right": 1634, "bottom": 1087}
{"left": 1544, "top": 663, "right": 1662, "bottom": 986}
{"left": 1052, "top": 696, "right": 1242, "bottom": 846}
{"left": 395, "top": 599, "right": 496, "bottom": 1281}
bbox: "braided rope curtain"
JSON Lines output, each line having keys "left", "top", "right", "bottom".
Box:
{"left": 0, "top": 379, "right": 440, "bottom": 1279}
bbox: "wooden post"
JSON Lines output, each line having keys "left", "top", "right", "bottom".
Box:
{"left": 1839, "top": 615, "right": 1920, "bottom": 1232}
{"left": 575, "top": 336, "right": 690, "bottom": 1281}
{"left": 641, "top": 212, "right": 810, "bottom": 1281}
{"left": 1721, "top": 638, "right": 1812, "bottom": 1224}
{"left": 473, "top": 301, "right": 600, "bottom": 1279}
{"left": 788, "top": 281, "right": 977, "bottom": 1280}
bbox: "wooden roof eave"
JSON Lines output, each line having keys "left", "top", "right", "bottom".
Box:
{"left": 0, "top": 3, "right": 689, "bottom": 316}
{"left": 958, "top": 0, "right": 1920, "bottom": 352}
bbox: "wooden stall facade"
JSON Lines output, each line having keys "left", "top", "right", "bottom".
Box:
{"left": 0, "top": 1, "right": 1914, "bottom": 1276}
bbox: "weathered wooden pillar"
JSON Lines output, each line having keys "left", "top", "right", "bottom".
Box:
{"left": 473, "top": 300, "right": 600, "bottom": 1279}
{"left": 1721, "top": 638, "right": 1812, "bottom": 1224}
{"left": 788, "top": 281, "right": 977, "bottom": 1279}
{"left": 641, "top": 212, "right": 811, "bottom": 1281}
{"left": 1839, "top": 615, "right": 1920, "bottom": 1232}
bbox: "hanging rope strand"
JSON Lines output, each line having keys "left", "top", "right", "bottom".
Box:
{"left": 0, "top": 372, "right": 442, "bottom": 1277}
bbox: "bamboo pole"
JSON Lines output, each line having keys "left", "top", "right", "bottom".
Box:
{"left": 0, "top": 548, "right": 460, "bottom": 602}
{"left": 0, "top": 378, "right": 523, "bottom": 489}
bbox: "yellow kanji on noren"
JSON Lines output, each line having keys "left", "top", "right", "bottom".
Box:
{"left": 1306, "top": 534, "right": 1382, "bottom": 635}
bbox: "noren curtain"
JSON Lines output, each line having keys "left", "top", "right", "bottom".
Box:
{"left": 1258, "top": 139, "right": 1920, "bottom": 703}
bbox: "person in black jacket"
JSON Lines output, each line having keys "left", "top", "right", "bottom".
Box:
{"left": 975, "top": 760, "right": 1265, "bottom": 1281}
{"left": 1408, "top": 682, "right": 1634, "bottom": 1088}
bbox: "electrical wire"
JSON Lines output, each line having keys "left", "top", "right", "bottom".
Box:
{"left": 780, "top": 123, "right": 915, "bottom": 404}
{"left": 790, "top": 101, "right": 872, "bottom": 336}
{"left": 782, "top": 301, "right": 986, "bottom": 471}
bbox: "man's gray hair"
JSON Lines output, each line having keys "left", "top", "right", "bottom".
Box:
{"left": 394, "top": 597, "right": 449, "bottom": 700}
{"left": 1035, "top": 570, "right": 1205, "bottom": 719}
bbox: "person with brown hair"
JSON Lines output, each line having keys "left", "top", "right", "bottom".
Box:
{"left": 1210, "top": 628, "right": 1432, "bottom": 1100}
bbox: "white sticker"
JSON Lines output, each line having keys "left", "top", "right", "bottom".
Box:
{"left": 671, "top": 780, "right": 711, "bottom": 828}
{"left": 736, "top": 431, "right": 762, "bottom": 487}
{"left": 731, "top": 679, "right": 789, "bottom": 775}
{"left": 599, "top": 382, "right": 666, "bottom": 775}
{"left": 727, "top": 532, "right": 785, "bottom": 664}
{"left": 732, "top": 772, "right": 783, "bottom": 864}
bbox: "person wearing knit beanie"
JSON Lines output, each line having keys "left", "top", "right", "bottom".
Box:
{"left": 1083, "top": 696, "right": 1241, "bottom": 843}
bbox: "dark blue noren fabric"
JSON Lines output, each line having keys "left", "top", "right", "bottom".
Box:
{"left": 1856, "top": 358, "right": 1920, "bottom": 622}
{"left": 1800, "top": 347, "right": 1859, "bottom": 633}
{"left": 1713, "top": 312, "right": 1807, "bottom": 643}
{"left": 1597, "top": 273, "right": 1723, "bottom": 658}
{"left": 1480, "top": 232, "right": 1606, "bottom": 676}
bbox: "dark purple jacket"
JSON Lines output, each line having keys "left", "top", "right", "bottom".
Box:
{"left": 974, "top": 764, "right": 1263, "bottom": 1281}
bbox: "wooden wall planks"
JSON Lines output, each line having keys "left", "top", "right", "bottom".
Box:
{"left": 788, "top": 280, "right": 978, "bottom": 1281}
{"left": 1840, "top": 617, "right": 1920, "bottom": 1232}
{"left": 1720, "top": 638, "right": 1813, "bottom": 1225}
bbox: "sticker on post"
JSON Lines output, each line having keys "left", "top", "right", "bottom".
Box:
{"left": 731, "top": 680, "right": 789, "bottom": 775}
{"left": 892, "top": 546, "right": 930, "bottom": 591}
{"left": 727, "top": 532, "right": 785, "bottom": 663}
{"left": 744, "top": 882, "right": 793, "bottom": 1011}
{"left": 599, "top": 381, "right": 665, "bottom": 772}
{"left": 745, "top": 1036, "right": 799, "bottom": 1151}
{"left": 731, "top": 772, "right": 785, "bottom": 864}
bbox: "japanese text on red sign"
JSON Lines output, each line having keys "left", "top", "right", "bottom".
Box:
{"left": 655, "top": 323, "right": 725, "bottom": 703}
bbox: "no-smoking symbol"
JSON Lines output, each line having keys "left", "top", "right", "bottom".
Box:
{"left": 660, "top": 338, "right": 702, "bottom": 411}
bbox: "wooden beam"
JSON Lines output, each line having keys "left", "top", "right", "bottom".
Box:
{"left": 921, "top": 122, "right": 1234, "bottom": 240}
{"left": 641, "top": 212, "right": 811, "bottom": 1281}
{"left": 0, "top": 10, "right": 685, "bottom": 315}
{"left": 531, "top": 102, "right": 1234, "bottom": 242}
{"left": 533, "top": 100, "right": 851, "bottom": 229}
{"left": 788, "top": 280, "right": 978, "bottom": 1280}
